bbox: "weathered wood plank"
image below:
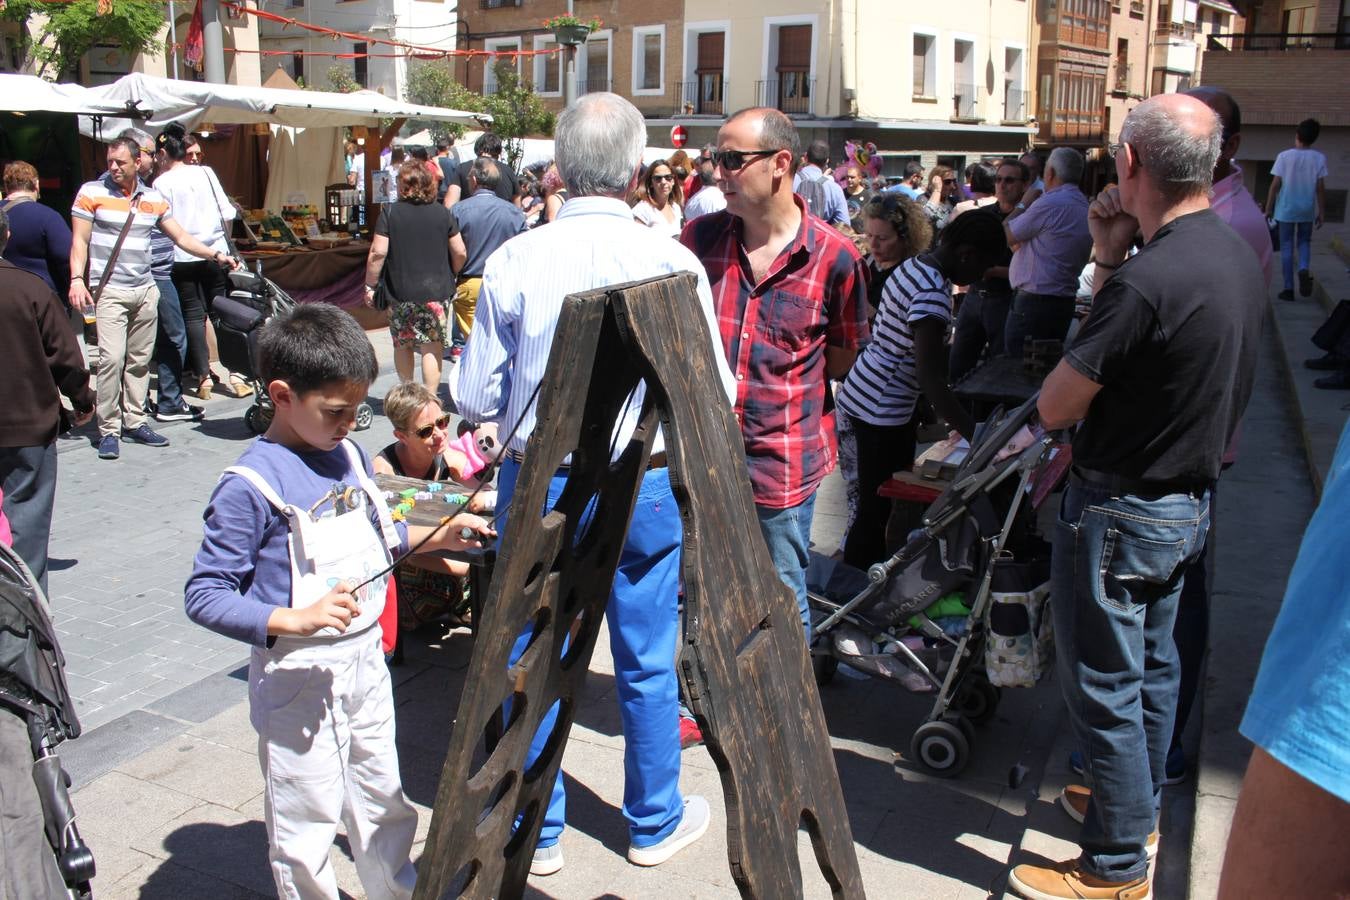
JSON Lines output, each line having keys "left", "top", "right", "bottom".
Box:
{"left": 414, "top": 273, "right": 864, "bottom": 899}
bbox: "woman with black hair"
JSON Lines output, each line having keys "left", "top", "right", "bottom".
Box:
{"left": 833, "top": 210, "right": 1007, "bottom": 569}
{"left": 152, "top": 122, "right": 239, "bottom": 400}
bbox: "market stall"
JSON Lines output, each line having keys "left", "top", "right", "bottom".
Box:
{"left": 75, "top": 74, "right": 486, "bottom": 314}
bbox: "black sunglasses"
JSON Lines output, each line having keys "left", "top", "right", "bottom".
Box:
{"left": 651, "top": 173, "right": 675, "bottom": 182}
{"left": 414, "top": 414, "right": 451, "bottom": 439}
{"left": 711, "top": 148, "right": 779, "bottom": 172}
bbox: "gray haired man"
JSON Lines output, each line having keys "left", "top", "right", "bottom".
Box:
{"left": 456, "top": 93, "right": 735, "bottom": 876}
{"left": 1002, "top": 146, "right": 1093, "bottom": 353}
{"left": 1008, "top": 93, "right": 1266, "bottom": 900}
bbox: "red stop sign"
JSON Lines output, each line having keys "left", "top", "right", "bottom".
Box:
{"left": 670, "top": 125, "right": 688, "bottom": 148}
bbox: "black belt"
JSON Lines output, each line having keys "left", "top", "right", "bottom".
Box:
{"left": 505, "top": 449, "right": 667, "bottom": 470}
{"left": 1071, "top": 466, "right": 1210, "bottom": 498}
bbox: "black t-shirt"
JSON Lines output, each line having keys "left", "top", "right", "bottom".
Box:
{"left": 1064, "top": 209, "right": 1265, "bottom": 484}
{"left": 374, "top": 201, "right": 459, "bottom": 304}
{"left": 455, "top": 156, "right": 517, "bottom": 204}
{"left": 435, "top": 156, "right": 456, "bottom": 202}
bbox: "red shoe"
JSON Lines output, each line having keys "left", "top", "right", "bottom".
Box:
{"left": 679, "top": 715, "right": 703, "bottom": 749}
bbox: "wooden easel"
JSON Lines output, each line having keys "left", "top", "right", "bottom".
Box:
{"left": 413, "top": 273, "right": 865, "bottom": 899}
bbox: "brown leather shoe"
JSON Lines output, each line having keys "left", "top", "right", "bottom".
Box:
{"left": 1008, "top": 859, "right": 1151, "bottom": 900}
{"left": 1059, "top": 785, "right": 1158, "bottom": 859}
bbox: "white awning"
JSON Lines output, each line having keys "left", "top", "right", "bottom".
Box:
{"left": 1197, "top": 0, "right": 1239, "bottom": 14}
{"left": 79, "top": 73, "right": 488, "bottom": 135}
{"left": 0, "top": 74, "right": 130, "bottom": 116}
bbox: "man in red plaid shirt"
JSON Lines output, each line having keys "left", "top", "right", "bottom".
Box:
{"left": 682, "top": 108, "right": 869, "bottom": 640}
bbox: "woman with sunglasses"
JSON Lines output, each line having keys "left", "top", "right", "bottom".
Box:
{"left": 371, "top": 382, "right": 481, "bottom": 640}
{"left": 631, "top": 159, "right": 684, "bottom": 237}
{"left": 921, "top": 165, "right": 959, "bottom": 240}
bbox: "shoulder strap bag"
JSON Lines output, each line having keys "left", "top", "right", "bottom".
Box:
{"left": 90, "top": 191, "right": 144, "bottom": 306}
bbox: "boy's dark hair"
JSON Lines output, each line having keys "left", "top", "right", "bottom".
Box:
{"left": 258, "top": 304, "right": 377, "bottom": 395}
{"left": 1296, "top": 118, "right": 1320, "bottom": 146}
{"left": 939, "top": 204, "right": 1006, "bottom": 254}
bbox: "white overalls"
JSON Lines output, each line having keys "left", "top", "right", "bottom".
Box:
{"left": 227, "top": 441, "right": 417, "bottom": 900}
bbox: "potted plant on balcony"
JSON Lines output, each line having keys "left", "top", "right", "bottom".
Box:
{"left": 543, "top": 14, "right": 602, "bottom": 46}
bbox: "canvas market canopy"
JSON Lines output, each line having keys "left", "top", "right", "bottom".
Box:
{"left": 77, "top": 73, "right": 489, "bottom": 214}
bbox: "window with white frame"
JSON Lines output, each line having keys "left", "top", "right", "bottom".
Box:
{"left": 532, "top": 35, "right": 562, "bottom": 96}
{"left": 953, "top": 38, "right": 976, "bottom": 118}
{"left": 1004, "top": 46, "right": 1026, "bottom": 121}
{"left": 483, "top": 37, "right": 521, "bottom": 95}
{"left": 913, "top": 31, "right": 937, "bottom": 99}
{"left": 632, "top": 25, "right": 665, "bottom": 95}
{"left": 581, "top": 31, "right": 612, "bottom": 95}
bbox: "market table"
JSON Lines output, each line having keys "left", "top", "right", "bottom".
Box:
{"left": 241, "top": 240, "right": 370, "bottom": 306}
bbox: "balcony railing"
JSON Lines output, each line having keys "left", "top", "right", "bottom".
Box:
{"left": 581, "top": 76, "right": 612, "bottom": 96}
{"left": 1003, "top": 86, "right": 1027, "bottom": 122}
{"left": 1205, "top": 31, "right": 1350, "bottom": 51}
{"left": 952, "top": 83, "right": 979, "bottom": 121}
{"left": 755, "top": 77, "right": 813, "bottom": 115}
{"left": 479, "top": 0, "right": 520, "bottom": 7}
{"left": 1129, "top": 0, "right": 1146, "bottom": 15}
{"left": 1156, "top": 20, "right": 1197, "bottom": 40}
{"left": 1043, "top": 115, "right": 1106, "bottom": 144}
{"left": 1113, "top": 61, "right": 1132, "bottom": 93}
{"left": 676, "top": 80, "right": 726, "bottom": 116}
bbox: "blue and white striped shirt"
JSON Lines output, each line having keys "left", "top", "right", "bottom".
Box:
{"left": 456, "top": 195, "right": 736, "bottom": 459}
{"left": 834, "top": 256, "right": 952, "bottom": 427}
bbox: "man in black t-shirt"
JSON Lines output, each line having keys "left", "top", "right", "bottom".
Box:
{"left": 1009, "top": 94, "right": 1266, "bottom": 900}
{"left": 442, "top": 132, "right": 517, "bottom": 209}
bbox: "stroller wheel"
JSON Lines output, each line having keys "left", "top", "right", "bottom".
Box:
{"left": 911, "top": 720, "right": 971, "bottom": 778}
{"left": 812, "top": 653, "right": 839, "bottom": 686}
{"left": 243, "top": 405, "right": 267, "bottom": 435}
{"left": 955, "top": 676, "right": 1001, "bottom": 726}
{"left": 954, "top": 714, "right": 976, "bottom": 746}
{"left": 355, "top": 402, "right": 374, "bottom": 431}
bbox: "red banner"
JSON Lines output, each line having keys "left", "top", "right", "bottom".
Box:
{"left": 184, "top": 0, "right": 205, "bottom": 71}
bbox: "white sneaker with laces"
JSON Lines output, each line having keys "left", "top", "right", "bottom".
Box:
{"left": 530, "top": 842, "right": 564, "bottom": 876}
{"left": 627, "top": 795, "right": 710, "bottom": 867}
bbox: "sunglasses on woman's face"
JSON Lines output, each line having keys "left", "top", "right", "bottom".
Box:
{"left": 652, "top": 174, "right": 675, "bottom": 182}
{"left": 414, "top": 414, "right": 451, "bottom": 439}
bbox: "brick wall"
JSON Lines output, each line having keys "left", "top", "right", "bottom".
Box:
{"left": 1200, "top": 49, "right": 1350, "bottom": 127}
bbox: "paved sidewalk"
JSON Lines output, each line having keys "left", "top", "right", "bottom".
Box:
{"left": 48, "top": 250, "right": 1345, "bottom": 898}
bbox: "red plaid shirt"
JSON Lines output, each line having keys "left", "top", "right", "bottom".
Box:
{"left": 682, "top": 198, "right": 869, "bottom": 508}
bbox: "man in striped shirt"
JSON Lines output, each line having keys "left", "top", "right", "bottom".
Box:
{"left": 68, "top": 136, "right": 237, "bottom": 460}
{"left": 681, "top": 107, "right": 870, "bottom": 641}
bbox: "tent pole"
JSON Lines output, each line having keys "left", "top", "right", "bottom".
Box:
{"left": 203, "top": 0, "right": 226, "bottom": 83}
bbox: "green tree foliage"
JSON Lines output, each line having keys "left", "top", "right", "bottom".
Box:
{"left": 404, "top": 59, "right": 554, "bottom": 169}
{"left": 482, "top": 60, "right": 555, "bottom": 171}
{"left": 325, "top": 64, "right": 360, "bottom": 94}
{"left": 404, "top": 60, "right": 485, "bottom": 146}
{"left": 1, "top": 0, "right": 165, "bottom": 80}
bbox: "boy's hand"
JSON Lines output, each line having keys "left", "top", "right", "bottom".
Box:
{"left": 270, "top": 581, "right": 361, "bottom": 636}
{"left": 447, "top": 514, "right": 496, "bottom": 551}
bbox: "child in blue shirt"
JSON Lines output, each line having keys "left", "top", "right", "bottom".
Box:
{"left": 185, "top": 304, "right": 491, "bottom": 899}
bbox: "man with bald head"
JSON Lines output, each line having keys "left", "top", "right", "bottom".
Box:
{"left": 682, "top": 107, "right": 868, "bottom": 640}
{"left": 1009, "top": 93, "right": 1265, "bottom": 900}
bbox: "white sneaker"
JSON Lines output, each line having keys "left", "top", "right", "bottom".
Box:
{"left": 530, "top": 842, "right": 564, "bottom": 876}
{"left": 627, "top": 795, "right": 710, "bottom": 867}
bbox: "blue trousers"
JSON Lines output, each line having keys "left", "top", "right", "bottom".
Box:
{"left": 756, "top": 492, "right": 817, "bottom": 641}
{"left": 0, "top": 443, "right": 57, "bottom": 595}
{"left": 1278, "top": 220, "right": 1313, "bottom": 291}
{"left": 1052, "top": 478, "right": 1209, "bottom": 882}
{"left": 497, "top": 457, "right": 684, "bottom": 849}
{"left": 153, "top": 277, "right": 188, "bottom": 409}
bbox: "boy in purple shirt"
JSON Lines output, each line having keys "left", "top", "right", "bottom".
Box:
{"left": 185, "top": 304, "right": 491, "bottom": 898}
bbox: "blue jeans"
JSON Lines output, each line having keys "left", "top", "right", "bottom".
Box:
{"left": 1278, "top": 220, "right": 1313, "bottom": 291}
{"left": 756, "top": 492, "right": 816, "bottom": 641}
{"left": 153, "top": 277, "right": 188, "bottom": 409}
{"left": 1052, "top": 477, "right": 1209, "bottom": 882}
{"left": 1004, "top": 290, "right": 1075, "bottom": 356}
{"left": 497, "top": 457, "right": 684, "bottom": 850}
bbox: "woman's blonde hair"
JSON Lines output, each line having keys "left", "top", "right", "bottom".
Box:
{"left": 384, "top": 381, "right": 441, "bottom": 433}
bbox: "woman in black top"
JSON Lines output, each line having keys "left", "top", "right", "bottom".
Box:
{"left": 364, "top": 162, "right": 467, "bottom": 391}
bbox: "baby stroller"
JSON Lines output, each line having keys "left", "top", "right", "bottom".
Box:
{"left": 807, "top": 395, "right": 1064, "bottom": 778}
{"left": 212, "top": 265, "right": 375, "bottom": 436}
{"left": 0, "top": 544, "right": 96, "bottom": 898}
